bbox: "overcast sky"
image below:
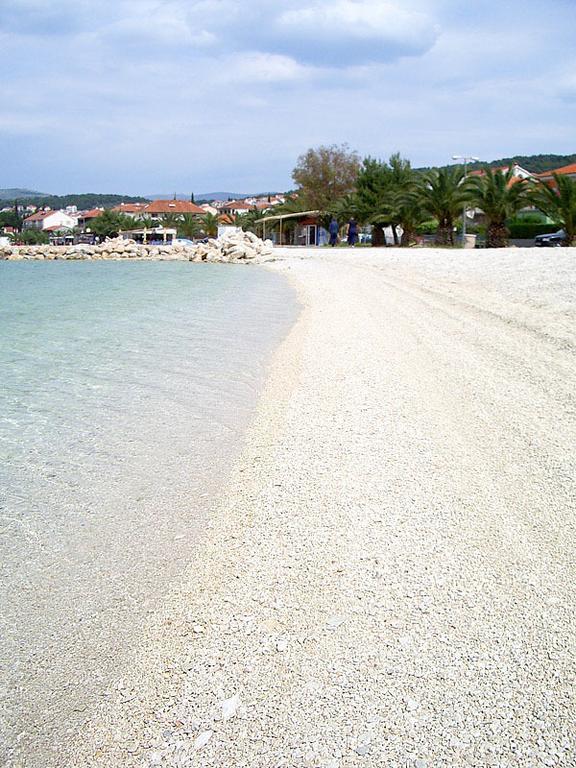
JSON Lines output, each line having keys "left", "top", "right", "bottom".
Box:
{"left": 1, "top": 0, "right": 575, "bottom": 195}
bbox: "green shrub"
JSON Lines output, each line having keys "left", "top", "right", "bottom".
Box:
{"left": 512, "top": 212, "right": 547, "bottom": 223}
{"left": 507, "top": 222, "right": 559, "bottom": 239}
{"left": 19, "top": 229, "right": 50, "bottom": 244}
{"left": 416, "top": 219, "right": 438, "bottom": 235}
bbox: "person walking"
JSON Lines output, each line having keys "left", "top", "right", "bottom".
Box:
{"left": 347, "top": 217, "right": 358, "bottom": 247}
{"left": 329, "top": 217, "right": 339, "bottom": 247}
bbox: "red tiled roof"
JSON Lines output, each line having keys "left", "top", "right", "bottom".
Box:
{"left": 220, "top": 201, "right": 253, "bottom": 210}
{"left": 143, "top": 200, "right": 205, "bottom": 215}
{"left": 539, "top": 163, "right": 576, "bottom": 178}
{"left": 24, "top": 210, "right": 54, "bottom": 222}
{"left": 111, "top": 203, "right": 148, "bottom": 213}
{"left": 78, "top": 208, "right": 103, "bottom": 219}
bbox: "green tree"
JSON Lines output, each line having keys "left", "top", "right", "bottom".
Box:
{"left": 354, "top": 154, "right": 423, "bottom": 246}
{"left": 139, "top": 216, "right": 156, "bottom": 231}
{"left": 292, "top": 144, "right": 361, "bottom": 212}
{"left": 178, "top": 214, "right": 202, "bottom": 240}
{"left": 89, "top": 210, "right": 135, "bottom": 238}
{"left": 531, "top": 174, "right": 576, "bottom": 246}
{"left": 467, "top": 168, "right": 530, "bottom": 247}
{"left": 200, "top": 212, "right": 219, "bottom": 237}
{"left": 160, "top": 213, "right": 183, "bottom": 229}
{"left": 418, "top": 167, "right": 470, "bottom": 246}
{"left": 0, "top": 210, "right": 23, "bottom": 231}
{"left": 20, "top": 229, "right": 50, "bottom": 244}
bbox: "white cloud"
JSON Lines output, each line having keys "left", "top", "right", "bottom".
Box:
{"left": 0, "top": 0, "right": 575, "bottom": 194}
{"left": 214, "top": 52, "right": 310, "bottom": 83}
{"left": 278, "top": 0, "right": 438, "bottom": 62}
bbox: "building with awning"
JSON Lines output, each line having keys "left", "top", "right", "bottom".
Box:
{"left": 256, "top": 210, "right": 325, "bottom": 246}
{"left": 120, "top": 227, "right": 177, "bottom": 244}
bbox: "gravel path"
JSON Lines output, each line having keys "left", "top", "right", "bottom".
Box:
{"left": 69, "top": 248, "right": 575, "bottom": 767}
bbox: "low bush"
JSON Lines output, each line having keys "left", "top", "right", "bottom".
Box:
{"left": 507, "top": 222, "right": 559, "bottom": 239}
{"left": 416, "top": 219, "right": 438, "bottom": 235}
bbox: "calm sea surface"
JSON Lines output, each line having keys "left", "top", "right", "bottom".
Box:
{"left": 0, "top": 261, "right": 296, "bottom": 763}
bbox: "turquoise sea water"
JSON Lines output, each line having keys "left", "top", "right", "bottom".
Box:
{"left": 0, "top": 261, "right": 296, "bottom": 763}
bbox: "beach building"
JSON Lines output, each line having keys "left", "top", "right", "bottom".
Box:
{"left": 120, "top": 227, "right": 177, "bottom": 245}
{"left": 217, "top": 200, "right": 254, "bottom": 217}
{"left": 76, "top": 208, "right": 104, "bottom": 231}
{"left": 23, "top": 209, "right": 77, "bottom": 231}
{"left": 140, "top": 199, "right": 205, "bottom": 222}
{"left": 256, "top": 210, "right": 328, "bottom": 246}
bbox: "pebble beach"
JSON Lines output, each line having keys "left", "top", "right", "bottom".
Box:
{"left": 7, "top": 247, "right": 576, "bottom": 767}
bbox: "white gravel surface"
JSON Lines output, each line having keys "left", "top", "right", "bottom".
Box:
{"left": 66, "top": 248, "right": 575, "bottom": 767}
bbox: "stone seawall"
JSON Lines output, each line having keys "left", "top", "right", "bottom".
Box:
{"left": 0, "top": 232, "right": 275, "bottom": 264}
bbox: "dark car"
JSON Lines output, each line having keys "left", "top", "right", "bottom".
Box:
{"left": 534, "top": 229, "right": 566, "bottom": 247}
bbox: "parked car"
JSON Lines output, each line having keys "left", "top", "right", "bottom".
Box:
{"left": 534, "top": 229, "right": 566, "bottom": 247}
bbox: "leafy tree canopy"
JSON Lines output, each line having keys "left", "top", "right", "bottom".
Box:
{"left": 532, "top": 174, "right": 576, "bottom": 245}
{"left": 88, "top": 209, "right": 136, "bottom": 238}
{"left": 0, "top": 210, "right": 22, "bottom": 229}
{"left": 292, "top": 144, "right": 361, "bottom": 212}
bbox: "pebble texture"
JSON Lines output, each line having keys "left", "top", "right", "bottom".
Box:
{"left": 56, "top": 249, "right": 576, "bottom": 766}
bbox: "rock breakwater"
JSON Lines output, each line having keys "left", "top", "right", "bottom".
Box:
{"left": 0, "top": 231, "right": 275, "bottom": 264}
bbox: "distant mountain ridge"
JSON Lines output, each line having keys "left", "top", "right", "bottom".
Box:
{"left": 419, "top": 153, "right": 576, "bottom": 174}
{"left": 0, "top": 192, "right": 150, "bottom": 209}
{"left": 147, "top": 192, "right": 252, "bottom": 202}
{"left": 0, "top": 188, "right": 48, "bottom": 201}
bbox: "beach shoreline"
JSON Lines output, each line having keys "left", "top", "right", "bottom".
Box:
{"left": 56, "top": 252, "right": 574, "bottom": 768}
{"left": 15, "top": 248, "right": 576, "bottom": 767}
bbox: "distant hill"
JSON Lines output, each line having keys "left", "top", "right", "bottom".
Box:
{"left": 147, "top": 192, "right": 253, "bottom": 202}
{"left": 471, "top": 154, "right": 576, "bottom": 174}
{"left": 1, "top": 193, "right": 150, "bottom": 209}
{"left": 196, "top": 192, "right": 250, "bottom": 202}
{"left": 0, "top": 188, "right": 48, "bottom": 201}
{"left": 419, "top": 153, "right": 576, "bottom": 174}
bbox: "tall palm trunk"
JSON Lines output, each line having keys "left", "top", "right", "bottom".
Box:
{"left": 400, "top": 226, "right": 415, "bottom": 247}
{"left": 371, "top": 223, "right": 386, "bottom": 247}
{"left": 486, "top": 221, "right": 509, "bottom": 248}
{"left": 435, "top": 219, "right": 453, "bottom": 246}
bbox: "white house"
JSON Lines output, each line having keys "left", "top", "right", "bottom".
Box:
{"left": 23, "top": 209, "right": 77, "bottom": 231}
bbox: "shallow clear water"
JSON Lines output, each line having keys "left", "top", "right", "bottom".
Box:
{"left": 0, "top": 261, "right": 296, "bottom": 761}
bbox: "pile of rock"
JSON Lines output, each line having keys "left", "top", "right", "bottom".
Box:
{"left": 186, "top": 230, "right": 274, "bottom": 263}
{"left": 0, "top": 231, "right": 275, "bottom": 264}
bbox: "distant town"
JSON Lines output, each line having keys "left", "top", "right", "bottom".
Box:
{"left": 0, "top": 193, "right": 287, "bottom": 245}
{"left": 1, "top": 150, "right": 575, "bottom": 248}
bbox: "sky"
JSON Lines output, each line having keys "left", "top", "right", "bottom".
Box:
{"left": 1, "top": 0, "right": 575, "bottom": 195}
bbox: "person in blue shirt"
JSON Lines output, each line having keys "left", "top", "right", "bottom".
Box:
{"left": 329, "top": 217, "right": 339, "bottom": 247}
{"left": 347, "top": 218, "right": 358, "bottom": 246}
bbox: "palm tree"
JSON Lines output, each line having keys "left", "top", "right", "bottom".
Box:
{"left": 178, "top": 214, "right": 202, "bottom": 240}
{"left": 355, "top": 157, "right": 397, "bottom": 245}
{"left": 354, "top": 154, "right": 423, "bottom": 246}
{"left": 201, "top": 212, "right": 219, "bottom": 238}
{"left": 418, "top": 167, "right": 470, "bottom": 246}
{"left": 468, "top": 168, "right": 529, "bottom": 247}
{"left": 161, "top": 213, "right": 183, "bottom": 229}
{"left": 139, "top": 215, "right": 156, "bottom": 231}
{"left": 238, "top": 209, "right": 261, "bottom": 234}
{"left": 531, "top": 173, "right": 576, "bottom": 246}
